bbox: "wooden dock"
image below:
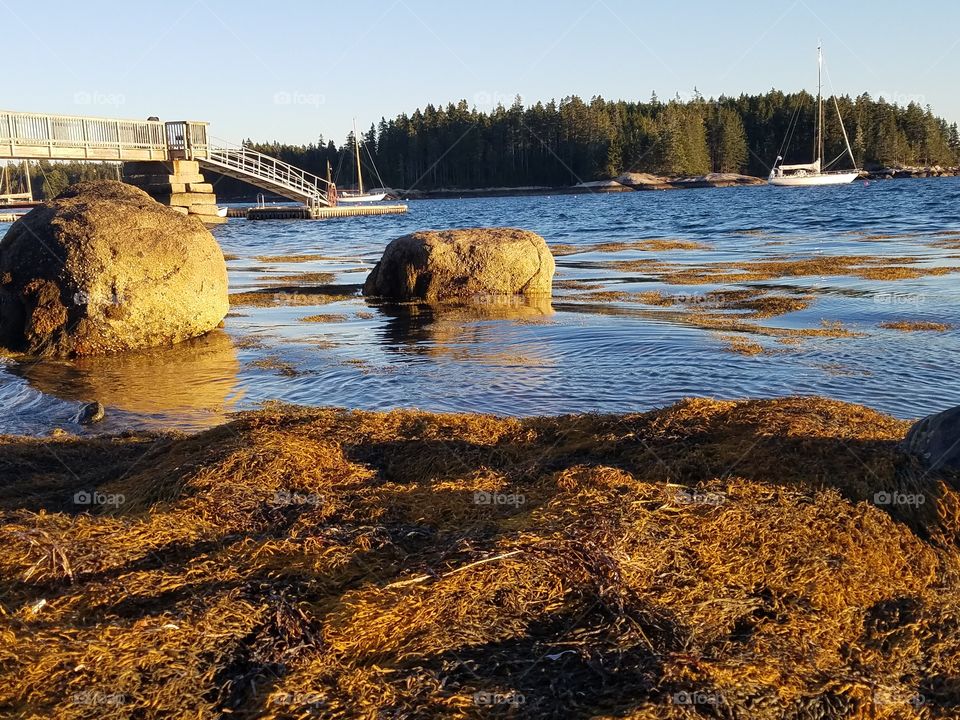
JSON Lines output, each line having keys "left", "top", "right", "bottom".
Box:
{"left": 244, "top": 204, "right": 408, "bottom": 220}
{"left": 0, "top": 212, "right": 23, "bottom": 222}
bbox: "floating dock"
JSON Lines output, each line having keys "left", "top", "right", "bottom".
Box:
{"left": 241, "top": 204, "right": 408, "bottom": 221}
{"left": 0, "top": 212, "right": 24, "bottom": 222}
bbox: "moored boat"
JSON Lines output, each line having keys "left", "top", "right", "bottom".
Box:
{"left": 769, "top": 45, "right": 859, "bottom": 187}
{"left": 336, "top": 119, "right": 388, "bottom": 204}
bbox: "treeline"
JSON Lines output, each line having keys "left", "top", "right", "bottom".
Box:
{"left": 235, "top": 91, "right": 960, "bottom": 192}
{"left": 1, "top": 161, "right": 118, "bottom": 199}
{"left": 8, "top": 91, "right": 959, "bottom": 200}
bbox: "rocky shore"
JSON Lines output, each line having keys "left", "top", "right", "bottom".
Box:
{"left": 863, "top": 165, "right": 960, "bottom": 180}
{"left": 392, "top": 167, "right": 960, "bottom": 200}
{"left": 397, "top": 172, "right": 765, "bottom": 199}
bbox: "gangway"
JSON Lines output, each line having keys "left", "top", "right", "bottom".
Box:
{"left": 0, "top": 110, "right": 333, "bottom": 207}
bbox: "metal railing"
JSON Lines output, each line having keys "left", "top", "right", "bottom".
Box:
{"left": 0, "top": 110, "right": 168, "bottom": 160}
{"left": 202, "top": 146, "right": 331, "bottom": 207}
{"left": 0, "top": 110, "right": 331, "bottom": 207}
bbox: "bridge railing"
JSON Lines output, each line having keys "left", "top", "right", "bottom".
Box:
{"left": 0, "top": 110, "right": 168, "bottom": 160}
{"left": 165, "top": 121, "right": 209, "bottom": 160}
{"left": 204, "top": 145, "right": 331, "bottom": 207}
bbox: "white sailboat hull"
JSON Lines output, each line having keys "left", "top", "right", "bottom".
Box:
{"left": 338, "top": 192, "right": 388, "bottom": 203}
{"left": 769, "top": 172, "right": 859, "bottom": 187}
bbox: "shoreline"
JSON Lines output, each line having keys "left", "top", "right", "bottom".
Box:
{"left": 208, "top": 167, "right": 960, "bottom": 204}
{"left": 399, "top": 167, "right": 960, "bottom": 200}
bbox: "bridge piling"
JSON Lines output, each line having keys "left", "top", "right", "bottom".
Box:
{"left": 123, "top": 160, "right": 225, "bottom": 225}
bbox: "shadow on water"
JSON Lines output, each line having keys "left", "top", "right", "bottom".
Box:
{"left": 8, "top": 329, "right": 243, "bottom": 432}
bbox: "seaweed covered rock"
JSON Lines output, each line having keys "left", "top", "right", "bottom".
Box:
{"left": 0, "top": 180, "right": 228, "bottom": 356}
{"left": 363, "top": 227, "right": 555, "bottom": 301}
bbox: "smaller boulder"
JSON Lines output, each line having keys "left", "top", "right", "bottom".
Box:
{"left": 363, "top": 228, "right": 555, "bottom": 301}
{"left": 78, "top": 401, "right": 105, "bottom": 425}
{"left": 902, "top": 406, "right": 960, "bottom": 474}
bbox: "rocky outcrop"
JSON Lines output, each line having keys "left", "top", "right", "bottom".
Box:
{"left": 0, "top": 180, "right": 228, "bottom": 356}
{"left": 571, "top": 180, "right": 632, "bottom": 192}
{"left": 902, "top": 406, "right": 960, "bottom": 474}
{"left": 363, "top": 228, "right": 555, "bottom": 301}
{"left": 864, "top": 166, "right": 960, "bottom": 181}
{"left": 616, "top": 172, "right": 765, "bottom": 190}
{"left": 674, "top": 173, "right": 767, "bottom": 188}
{"left": 616, "top": 172, "right": 671, "bottom": 189}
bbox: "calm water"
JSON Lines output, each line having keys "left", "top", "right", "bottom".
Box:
{"left": 3, "top": 178, "right": 960, "bottom": 435}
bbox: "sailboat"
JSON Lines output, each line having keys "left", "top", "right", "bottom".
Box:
{"left": 338, "top": 120, "right": 388, "bottom": 203}
{"left": 769, "top": 45, "right": 859, "bottom": 186}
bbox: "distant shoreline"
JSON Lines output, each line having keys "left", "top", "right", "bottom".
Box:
{"left": 5, "top": 168, "right": 954, "bottom": 215}
{"left": 203, "top": 166, "right": 960, "bottom": 205}
{"left": 393, "top": 166, "right": 960, "bottom": 200}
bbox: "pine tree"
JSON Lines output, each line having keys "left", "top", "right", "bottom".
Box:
{"left": 41, "top": 167, "right": 69, "bottom": 199}
{"left": 709, "top": 107, "right": 748, "bottom": 173}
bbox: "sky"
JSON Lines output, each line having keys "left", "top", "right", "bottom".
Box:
{"left": 4, "top": 0, "right": 960, "bottom": 146}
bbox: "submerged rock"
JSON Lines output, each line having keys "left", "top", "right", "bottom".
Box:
{"left": 0, "top": 180, "right": 228, "bottom": 356}
{"left": 363, "top": 228, "right": 555, "bottom": 301}
{"left": 902, "top": 405, "right": 960, "bottom": 474}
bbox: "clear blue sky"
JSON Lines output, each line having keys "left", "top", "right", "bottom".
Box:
{"left": 4, "top": 0, "right": 959, "bottom": 145}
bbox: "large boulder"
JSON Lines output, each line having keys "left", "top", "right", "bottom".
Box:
{"left": 0, "top": 180, "right": 228, "bottom": 356}
{"left": 902, "top": 406, "right": 960, "bottom": 474}
{"left": 363, "top": 228, "right": 555, "bottom": 301}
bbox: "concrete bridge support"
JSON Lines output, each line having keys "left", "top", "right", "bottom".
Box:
{"left": 122, "top": 160, "right": 225, "bottom": 225}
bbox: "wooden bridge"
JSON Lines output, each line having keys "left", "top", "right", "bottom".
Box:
{"left": 0, "top": 110, "right": 334, "bottom": 209}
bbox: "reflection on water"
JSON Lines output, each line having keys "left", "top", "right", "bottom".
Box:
{"left": 3, "top": 178, "right": 960, "bottom": 433}
{"left": 8, "top": 330, "right": 242, "bottom": 433}
{"left": 376, "top": 295, "right": 555, "bottom": 358}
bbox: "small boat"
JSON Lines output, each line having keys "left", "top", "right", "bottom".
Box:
{"left": 336, "top": 119, "right": 388, "bottom": 204}
{"left": 338, "top": 190, "right": 388, "bottom": 204}
{"left": 216, "top": 207, "right": 228, "bottom": 218}
{"left": 769, "top": 45, "right": 859, "bottom": 187}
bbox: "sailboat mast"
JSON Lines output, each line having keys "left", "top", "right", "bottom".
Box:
{"left": 817, "top": 43, "right": 824, "bottom": 168}
{"left": 353, "top": 119, "right": 364, "bottom": 195}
